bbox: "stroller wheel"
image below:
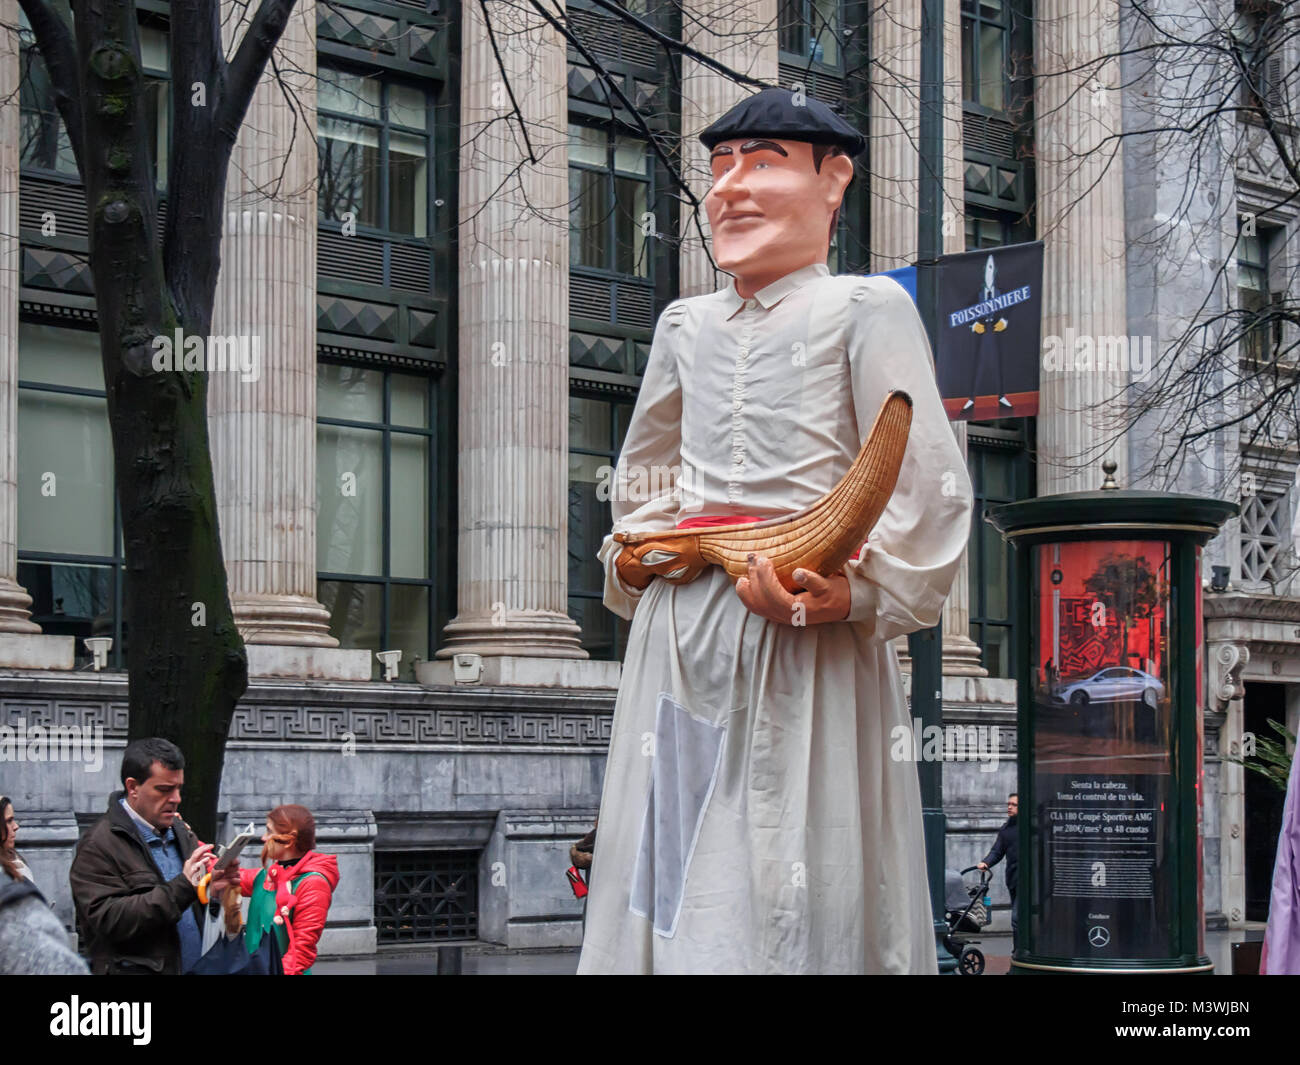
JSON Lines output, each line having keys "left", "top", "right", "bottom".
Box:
{"left": 958, "top": 947, "right": 985, "bottom": 976}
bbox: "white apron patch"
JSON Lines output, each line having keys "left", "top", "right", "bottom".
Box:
{"left": 628, "top": 692, "right": 727, "bottom": 937}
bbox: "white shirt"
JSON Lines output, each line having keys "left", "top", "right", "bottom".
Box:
{"left": 599, "top": 263, "right": 972, "bottom": 637}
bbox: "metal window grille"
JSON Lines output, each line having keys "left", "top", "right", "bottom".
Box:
{"left": 374, "top": 850, "right": 479, "bottom": 943}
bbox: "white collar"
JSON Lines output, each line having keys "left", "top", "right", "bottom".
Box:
{"left": 718, "top": 262, "right": 830, "bottom": 319}
{"left": 119, "top": 796, "right": 165, "bottom": 839}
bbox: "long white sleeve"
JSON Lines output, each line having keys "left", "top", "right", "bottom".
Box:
{"left": 598, "top": 304, "right": 687, "bottom": 620}
{"left": 841, "top": 277, "right": 974, "bottom": 640}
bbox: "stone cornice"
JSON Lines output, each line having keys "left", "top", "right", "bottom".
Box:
{"left": 0, "top": 673, "right": 616, "bottom": 748}
{"left": 1202, "top": 592, "right": 1300, "bottom": 623}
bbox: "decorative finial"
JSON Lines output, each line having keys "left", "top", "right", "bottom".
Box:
{"left": 1100, "top": 459, "right": 1119, "bottom": 491}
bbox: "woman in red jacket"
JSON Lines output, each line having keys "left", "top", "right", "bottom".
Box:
{"left": 239, "top": 804, "right": 339, "bottom": 975}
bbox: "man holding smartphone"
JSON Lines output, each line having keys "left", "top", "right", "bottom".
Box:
{"left": 70, "top": 737, "right": 241, "bottom": 974}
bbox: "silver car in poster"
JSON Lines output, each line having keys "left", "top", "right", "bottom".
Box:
{"left": 1054, "top": 666, "right": 1164, "bottom": 708}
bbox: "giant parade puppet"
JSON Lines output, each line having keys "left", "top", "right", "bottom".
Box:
{"left": 576, "top": 88, "right": 974, "bottom": 974}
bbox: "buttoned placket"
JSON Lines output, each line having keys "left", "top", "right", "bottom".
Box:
{"left": 727, "top": 299, "right": 759, "bottom": 504}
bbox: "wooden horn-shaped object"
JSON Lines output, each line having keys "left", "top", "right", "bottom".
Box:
{"left": 614, "top": 389, "right": 913, "bottom": 593}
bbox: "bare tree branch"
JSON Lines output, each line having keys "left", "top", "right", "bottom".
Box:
{"left": 218, "top": 0, "right": 297, "bottom": 138}
{"left": 17, "top": 0, "right": 84, "bottom": 167}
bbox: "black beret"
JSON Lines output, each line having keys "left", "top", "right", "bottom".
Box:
{"left": 699, "top": 87, "right": 865, "bottom": 157}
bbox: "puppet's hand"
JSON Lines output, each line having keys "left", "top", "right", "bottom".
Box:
{"left": 971, "top": 321, "right": 985, "bottom": 335}
{"left": 615, "top": 540, "right": 707, "bottom": 590}
{"left": 993, "top": 317, "right": 1008, "bottom": 333}
{"left": 735, "top": 554, "right": 850, "bottom": 626}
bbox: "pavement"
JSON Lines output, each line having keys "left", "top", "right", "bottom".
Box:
{"left": 313, "top": 925, "right": 1267, "bottom": 975}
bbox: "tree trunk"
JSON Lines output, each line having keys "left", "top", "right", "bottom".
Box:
{"left": 71, "top": 0, "right": 247, "bottom": 840}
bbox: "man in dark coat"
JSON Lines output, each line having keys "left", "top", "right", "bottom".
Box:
{"left": 70, "top": 737, "right": 239, "bottom": 974}
{"left": 978, "top": 793, "right": 1019, "bottom": 950}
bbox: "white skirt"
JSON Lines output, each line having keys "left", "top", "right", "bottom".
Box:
{"left": 577, "top": 566, "right": 939, "bottom": 974}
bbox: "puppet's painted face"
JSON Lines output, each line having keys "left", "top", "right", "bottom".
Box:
{"left": 705, "top": 138, "right": 852, "bottom": 294}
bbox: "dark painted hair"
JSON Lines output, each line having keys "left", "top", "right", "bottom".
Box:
{"left": 810, "top": 142, "right": 846, "bottom": 173}
{"left": 810, "top": 143, "right": 849, "bottom": 244}
{"left": 120, "top": 737, "right": 185, "bottom": 787}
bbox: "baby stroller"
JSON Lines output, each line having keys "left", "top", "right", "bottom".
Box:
{"left": 943, "top": 865, "right": 992, "bottom": 975}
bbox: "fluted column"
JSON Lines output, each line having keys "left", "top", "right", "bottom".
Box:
{"left": 0, "top": 17, "right": 37, "bottom": 634}
{"left": 679, "top": 0, "right": 778, "bottom": 296}
{"left": 940, "top": 0, "right": 986, "bottom": 676}
{"left": 210, "top": 0, "right": 337, "bottom": 647}
{"left": 1035, "top": 1, "right": 1129, "bottom": 494}
{"left": 436, "top": 0, "right": 585, "bottom": 659}
{"left": 870, "top": 2, "right": 919, "bottom": 670}
{"left": 868, "top": 2, "right": 919, "bottom": 271}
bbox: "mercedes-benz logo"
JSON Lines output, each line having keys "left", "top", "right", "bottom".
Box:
{"left": 1088, "top": 925, "right": 1110, "bottom": 948}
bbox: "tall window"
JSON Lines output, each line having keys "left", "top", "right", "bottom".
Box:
{"left": 16, "top": 322, "right": 125, "bottom": 668}
{"left": 568, "top": 124, "right": 652, "bottom": 279}
{"left": 19, "top": 17, "right": 76, "bottom": 178}
{"left": 961, "top": 0, "right": 1010, "bottom": 111}
{"left": 317, "top": 363, "right": 436, "bottom": 679}
{"left": 1237, "top": 228, "right": 1275, "bottom": 364}
{"left": 318, "top": 66, "right": 431, "bottom": 238}
{"left": 967, "top": 432, "right": 1028, "bottom": 677}
{"left": 1233, "top": 4, "right": 1285, "bottom": 112}
{"left": 779, "top": 0, "right": 841, "bottom": 66}
{"left": 568, "top": 393, "right": 635, "bottom": 660}
{"left": 20, "top": 16, "right": 170, "bottom": 185}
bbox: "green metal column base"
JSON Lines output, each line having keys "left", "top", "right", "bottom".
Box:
{"left": 926, "top": 808, "right": 958, "bottom": 973}
{"left": 1009, "top": 956, "right": 1214, "bottom": 975}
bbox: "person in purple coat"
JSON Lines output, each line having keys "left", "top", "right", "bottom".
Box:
{"left": 1262, "top": 743, "right": 1300, "bottom": 974}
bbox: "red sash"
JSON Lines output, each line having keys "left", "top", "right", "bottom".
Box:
{"left": 675, "top": 514, "right": 763, "bottom": 530}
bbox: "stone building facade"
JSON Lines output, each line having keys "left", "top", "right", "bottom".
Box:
{"left": 2, "top": 0, "right": 1296, "bottom": 955}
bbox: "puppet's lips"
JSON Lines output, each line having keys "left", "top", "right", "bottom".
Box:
{"left": 719, "top": 213, "right": 763, "bottom": 225}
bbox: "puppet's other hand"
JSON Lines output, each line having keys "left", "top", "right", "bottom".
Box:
{"left": 614, "top": 544, "right": 654, "bottom": 590}
{"left": 971, "top": 321, "right": 986, "bottom": 334}
{"left": 615, "top": 539, "right": 707, "bottom": 590}
{"left": 993, "top": 317, "right": 1008, "bottom": 332}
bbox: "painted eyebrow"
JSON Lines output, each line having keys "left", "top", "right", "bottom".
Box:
{"left": 709, "top": 140, "right": 790, "bottom": 161}
{"left": 740, "top": 139, "right": 788, "bottom": 156}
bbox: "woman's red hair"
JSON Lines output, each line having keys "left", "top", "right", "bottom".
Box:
{"left": 267, "top": 804, "right": 316, "bottom": 853}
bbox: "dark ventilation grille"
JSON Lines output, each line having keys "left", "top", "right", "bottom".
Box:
{"left": 571, "top": 274, "right": 613, "bottom": 320}
{"left": 386, "top": 0, "right": 436, "bottom": 9}
{"left": 374, "top": 850, "right": 478, "bottom": 943}
{"left": 777, "top": 62, "right": 846, "bottom": 108}
{"left": 389, "top": 242, "right": 432, "bottom": 294}
{"left": 615, "top": 283, "right": 653, "bottom": 328}
{"left": 963, "top": 112, "right": 1016, "bottom": 158}
{"left": 319, "top": 229, "right": 386, "bottom": 286}
{"left": 20, "top": 178, "right": 89, "bottom": 238}
{"left": 567, "top": 8, "right": 659, "bottom": 69}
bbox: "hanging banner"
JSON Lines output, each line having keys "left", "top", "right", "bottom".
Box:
{"left": 934, "top": 240, "right": 1044, "bottom": 420}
